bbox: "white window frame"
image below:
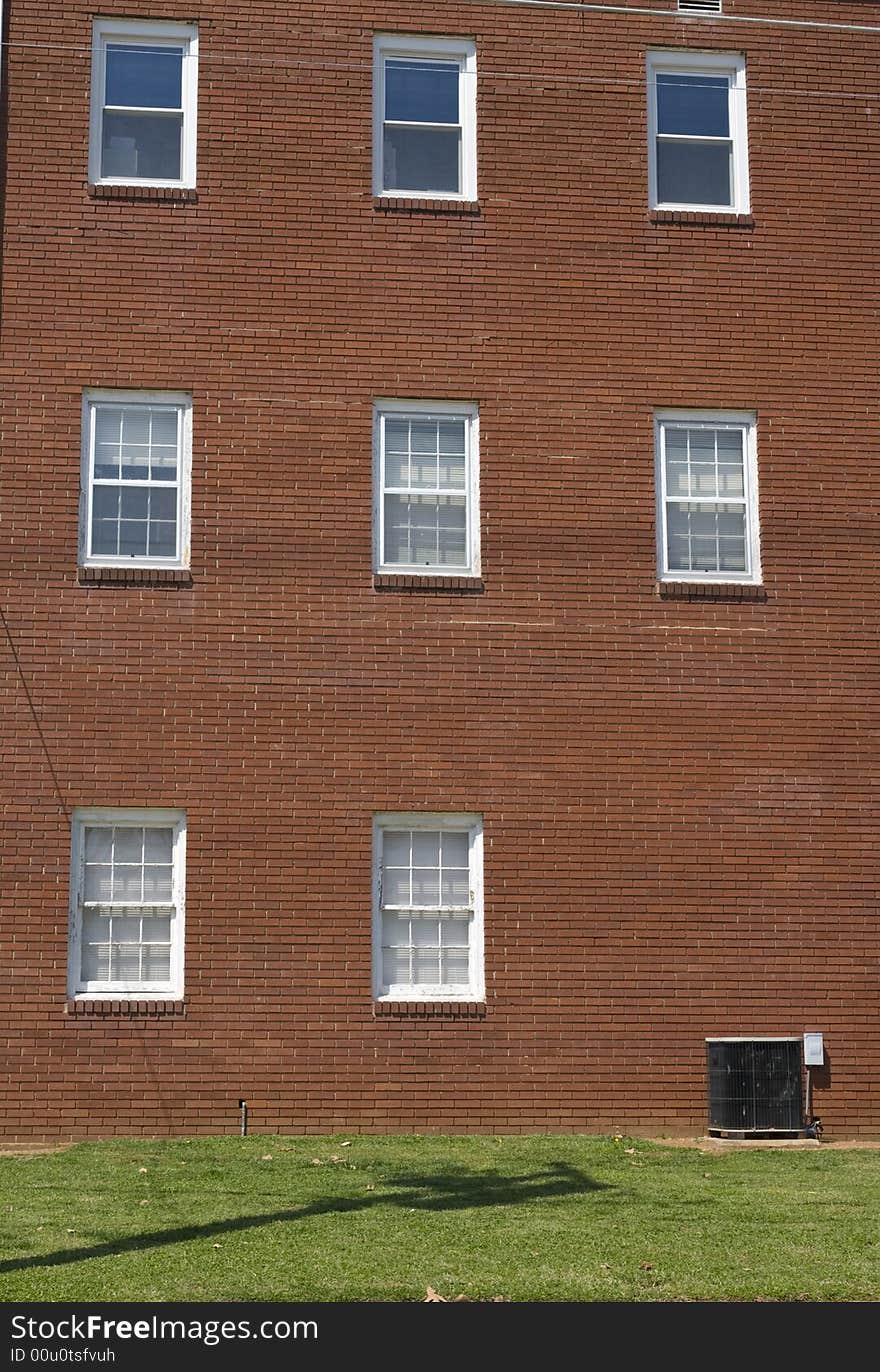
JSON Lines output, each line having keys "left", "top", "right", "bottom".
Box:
{"left": 373, "top": 399, "right": 480, "bottom": 577}
{"left": 68, "top": 808, "right": 186, "bottom": 1001}
{"left": 79, "top": 389, "right": 192, "bottom": 570}
{"left": 373, "top": 34, "right": 477, "bottom": 201}
{"left": 89, "top": 18, "right": 199, "bottom": 188}
{"left": 372, "top": 813, "right": 484, "bottom": 1003}
{"left": 647, "top": 50, "right": 749, "bottom": 214}
{"left": 655, "top": 408, "right": 761, "bottom": 584}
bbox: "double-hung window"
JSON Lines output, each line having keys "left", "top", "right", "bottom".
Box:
{"left": 656, "top": 410, "right": 761, "bottom": 583}
{"left": 374, "top": 401, "right": 479, "bottom": 576}
{"left": 373, "top": 815, "right": 484, "bottom": 1002}
{"left": 648, "top": 51, "right": 749, "bottom": 213}
{"left": 69, "top": 809, "right": 186, "bottom": 1000}
{"left": 89, "top": 19, "right": 198, "bottom": 187}
{"left": 80, "top": 391, "right": 191, "bottom": 569}
{"left": 373, "top": 35, "right": 477, "bottom": 200}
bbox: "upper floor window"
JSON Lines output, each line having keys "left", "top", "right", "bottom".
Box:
{"left": 655, "top": 410, "right": 761, "bottom": 583}
{"left": 647, "top": 51, "right": 749, "bottom": 213}
{"left": 80, "top": 391, "right": 192, "bottom": 570}
{"left": 373, "top": 814, "right": 484, "bottom": 1002}
{"left": 374, "top": 401, "right": 480, "bottom": 576}
{"left": 89, "top": 19, "right": 198, "bottom": 187}
{"left": 373, "top": 35, "right": 477, "bottom": 200}
{"left": 68, "top": 809, "right": 186, "bottom": 1000}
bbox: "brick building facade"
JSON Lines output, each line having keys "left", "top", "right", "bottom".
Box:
{"left": 1, "top": 0, "right": 877, "bottom": 1142}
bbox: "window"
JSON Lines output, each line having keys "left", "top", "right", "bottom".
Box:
{"left": 647, "top": 51, "right": 749, "bottom": 212}
{"left": 80, "top": 391, "right": 192, "bottom": 569}
{"left": 68, "top": 809, "right": 186, "bottom": 999}
{"left": 373, "top": 35, "right": 477, "bottom": 200}
{"left": 374, "top": 401, "right": 479, "bottom": 575}
{"left": 655, "top": 410, "right": 761, "bottom": 583}
{"left": 89, "top": 19, "right": 198, "bottom": 187}
{"left": 373, "top": 815, "right": 484, "bottom": 1001}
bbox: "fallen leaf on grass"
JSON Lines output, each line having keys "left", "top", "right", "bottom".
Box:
{"left": 340, "top": 1141, "right": 352, "bottom": 1148}
{"left": 138, "top": 1167, "right": 148, "bottom": 1174}
{"left": 310, "top": 1159, "right": 323, "bottom": 1166}
{"left": 261, "top": 1154, "right": 273, "bottom": 1161}
{"left": 639, "top": 1262, "right": 654, "bottom": 1271}
{"left": 139, "top": 1200, "right": 149, "bottom": 1206}
{"left": 212, "top": 1243, "right": 221, "bottom": 1249}
{"left": 624, "top": 1148, "right": 636, "bottom": 1155}
{"left": 365, "top": 1184, "right": 375, "bottom": 1192}
{"left": 425, "top": 1287, "right": 448, "bottom": 1303}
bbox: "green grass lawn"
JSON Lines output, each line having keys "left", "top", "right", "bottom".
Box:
{"left": 1, "top": 1135, "right": 878, "bottom": 1302}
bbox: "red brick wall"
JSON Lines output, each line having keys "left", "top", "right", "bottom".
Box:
{"left": 1, "top": 0, "right": 878, "bottom": 1142}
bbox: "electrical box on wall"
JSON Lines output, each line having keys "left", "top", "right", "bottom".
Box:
{"left": 804, "top": 1032, "right": 825, "bottom": 1066}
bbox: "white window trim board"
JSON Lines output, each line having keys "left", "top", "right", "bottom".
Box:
{"left": 373, "top": 33, "right": 477, "bottom": 201}
{"left": 373, "top": 398, "right": 481, "bottom": 577}
{"left": 655, "top": 408, "right": 761, "bottom": 584}
{"left": 372, "top": 812, "right": 485, "bottom": 1003}
{"left": 68, "top": 807, "right": 186, "bottom": 1001}
{"left": 647, "top": 49, "right": 750, "bottom": 214}
{"left": 79, "top": 389, "right": 192, "bottom": 570}
{"left": 89, "top": 17, "right": 199, "bottom": 188}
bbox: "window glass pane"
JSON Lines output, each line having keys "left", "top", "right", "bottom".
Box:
{"left": 383, "top": 948, "right": 411, "bottom": 985}
{"left": 91, "top": 519, "right": 119, "bottom": 555}
{"left": 143, "top": 827, "right": 173, "bottom": 862}
{"left": 410, "top": 421, "right": 438, "bottom": 455}
{"left": 383, "top": 831, "right": 411, "bottom": 866}
{"left": 150, "top": 446, "right": 179, "bottom": 481}
{"left": 657, "top": 139, "right": 732, "bottom": 206}
{"left": 441, "top": 831, "right": 469, "bottom": 866}
{"left": 412, "top": 832, "right": 441, "bottom": 866}
{"left": 441, "top": 869, "right": 470, "bottom": 905}
{"left": 665, "top": 458, "right": 689, "bottom": 498}
{"left": 656, "top": 72, "right": 729, "bottom": 138}
{"left": 438, "top": 451, "right": 466, "bottom": 489}
{"left": 409, "top": 449, "right": 438, "bottom": 489}
{"left": 119, "top": 520, "right": 149, "bottom": 556}
{"left": 411, "top": 867, "right": 440, "bottom": 904}
{"left": 149, "top": 488, "right": 176, "bottom": 521}
{"left": 413, "top": 949, "right": 441, "bottom": 985}
{"left": 84, "top": 827, "right": 113, "bottom": 862}
{"left": 112, "top": 865, "right": 143, "bottom": 901}
{"left": 143, "top": 864, "right": 173, "bottom": 900}
{"left": 384, "top": 494, "right": 439, "bottom": 565}
{"left": 114, "top": 916, "right": 142, "bottom": 944}
{"left": 441, "top": 948, "right": 470, "bottom": 984}
{"left": 383, "top": 126, "right": 460, "bottom": 194}
{"left": 102, "top": 110, "right": 182, "bottom": 181}
{"left": 411, "top": 914, "right": 440, "bottom": 947}
{"left": 717, "top": 462, "right": 744, "bottom": 497}
{"left": 141, "top": 915, "right": 172, "bottom": 941}
{"left": 148, "top": 521, "right": 177, "bottom": 557}
{"left": 120, "top": 487, "right": 149, "bottom": 520}
{"left": 82, "top": 911, "right": 108, "bottom": 944}
{"left": 83, "top": 864, "right": 112, "bottom": 902}
{"left": 151, "top": 410, "right": 179, "bottom": 446}
{"left": 437, "top": 498, "right": 467, "bottom": 565}
{"left": 382, "top": 914, "right": 411, "bottom": 947}
{"left": 113, "top": 827, "right": 143, "bottom": 864}
{"left": 441, "top": 911, "right": 471, "bottom": 946}
{"left": 142, "top": 946, "right": 171, "bottom": 981}
{"left": 384, "top": 452, "right": 409, "bottom": 487}
{"left": 385, "top": 59, "right": 459, "bottom": 125}
{"left": 438, "top": 419, "right": 466, "bottom": 454}
{"left": 82, "top": 942, "right": 110, "bottom": 983}
{"left": 105, "top": 44, "right": 183, "bottom": 109}
{"left": 92, "top": 487, "right": 120, "bottom": 522}
{"left": 112, "top": 943, "right": 142, "bottom": 982}
{"left": 382, "top": 869, "right": 411, "bottom": 906}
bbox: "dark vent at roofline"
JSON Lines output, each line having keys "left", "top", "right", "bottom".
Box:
{"left": 706, "top": 1039, "right": 804, "bottom": 1137}
{"left": 678, "top": 0, "right": 723, "bottom": 13}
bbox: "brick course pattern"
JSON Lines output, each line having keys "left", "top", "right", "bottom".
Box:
{"left": 1, "top": 0, "right": 877, "bottom": 1142}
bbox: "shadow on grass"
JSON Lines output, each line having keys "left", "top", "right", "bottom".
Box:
{"left": 0, "top": 1162, "right": 605, "bottom": 1274}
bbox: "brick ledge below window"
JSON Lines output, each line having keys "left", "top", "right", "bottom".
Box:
{"left": 87, "top": 184, "right": 198, "bottom": 204}
{"left": 66, "top": 1000, "right": 185, "bottom": 1017}
{"left": 657, "top": 581, "right": 768, "bottom": 602}
{"left": 373, "top": 1001, "right": 486, "bottom": 1019}
{"left": 78, "top": 567, "right": 193, "bottom": 588}
{"left": 650, "top": 210, "right": 755, "bottom": 229}
{"left": 372, "top": 196, "right": 481, "bottom": 216}
{"left": 373, "top": 574, "right": 484, "bottom": 594}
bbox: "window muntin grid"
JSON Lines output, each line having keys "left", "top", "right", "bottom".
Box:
{"left": 376, "top": 822, "right": 481, "bottom": 999}
{"left": 658, "top": 417, "right": 759, "bottom": 581}
{"left": 87, "top": 404, "right": 182, "bottom": 561}
{"left": 378, "top": 410, "right": 475, "bottom": 572}
{"left": 73, "top": 818, "right": 183, "bottom": 996}
{"left": 648, "top": 53, "right": 749, "bottom": 213}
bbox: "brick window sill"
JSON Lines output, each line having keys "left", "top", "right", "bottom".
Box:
{"left": 373, "top": 574, "right": 484, "bottom": 594}
{"left": 650, "top": 210, "right": 755, "bottom": 229}
{"left": 657, "top": 581, "right": 767, "bottom": 603}
{"left": 78, "top": 567, "right": 193, "bottom": 588}
{"left": 372, "top": 196, "right": 481, "bottom": 216}
{"left": 373, "top": 1000, "right": 487, "bottom": 1019}
{"left": 87, "top": 184, "right": 198, "bottom": 204}
{"left": 66, "top": 1000, "right": 185, "bottom": 1018}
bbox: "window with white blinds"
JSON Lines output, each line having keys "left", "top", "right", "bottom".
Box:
{"left": 69, "top": 810, "right": 186, "bottom": 998}
{"left": 373, "top": 815, "right": 484, "bottom": 1001}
